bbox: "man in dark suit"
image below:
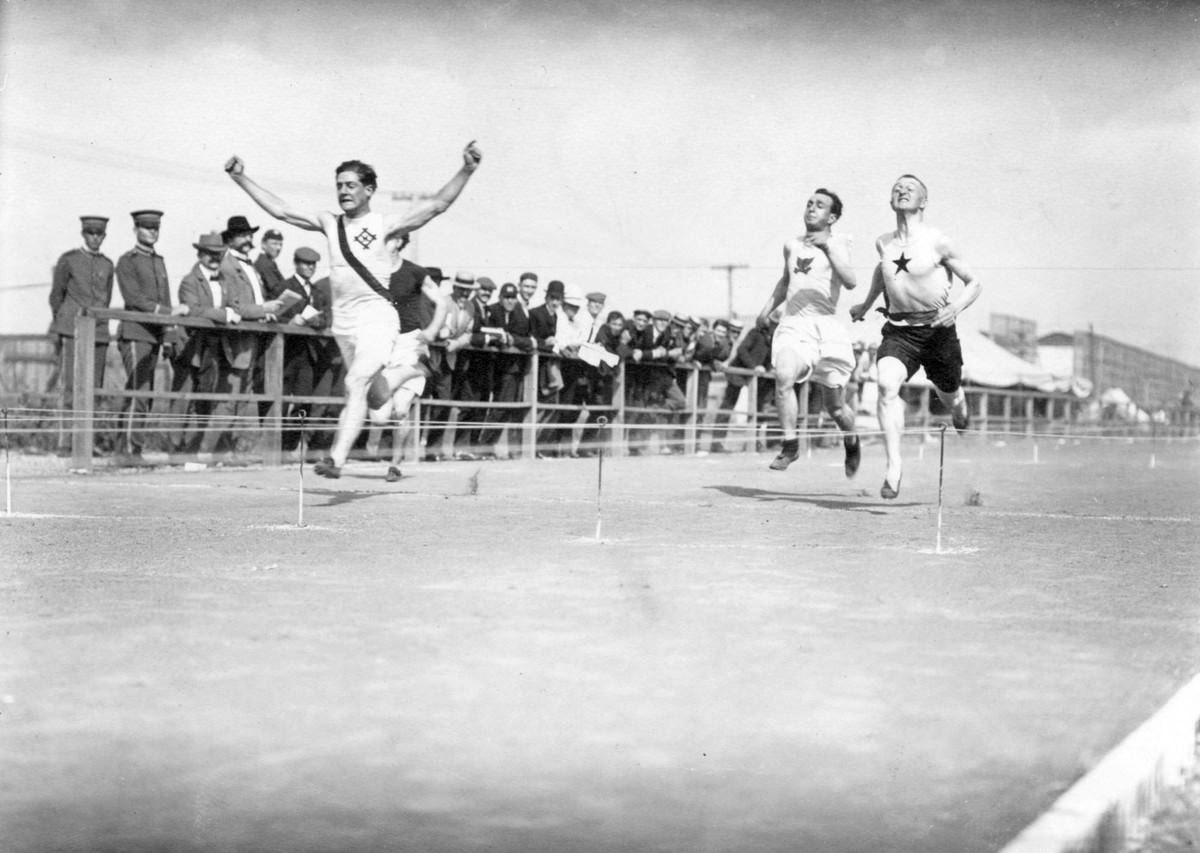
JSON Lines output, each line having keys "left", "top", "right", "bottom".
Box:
{"left": 528, "top": 278, "right": 564, "bottom": 457}
{"left": 576, "top": 309, "right": 631, "bottom": 455}
{"left": 710, "top": 319, "right": 775, "bottom": 453}
{"left": 277, "top": 246, "right": 333, "bottom": 454}
{"left": 478, "top": 282, "right": 532, "bottom": 458}
{"left": 206, "top": 215, "right": 284, "bottom": 457}
{"left": 254, "top": 228, "right": 287, "bottom": 299}
{"left": 451, "top": 276, "right": 498, "bottom": 459}
{"left": 115, "top": 209, "right": 190, "bottom": 459}
{"left": 422, "top": 272, "right": 480, "bottom": 460}
{"left": 169, "top": 231, "right": 241, "bottom": 456}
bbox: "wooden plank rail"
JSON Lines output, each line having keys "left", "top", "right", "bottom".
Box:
{"left": 63, "top": 308, "right": 1100, "bottom": 472}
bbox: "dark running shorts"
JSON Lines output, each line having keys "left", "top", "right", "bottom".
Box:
{"left": 877, "top": 323, "right": 963, "bottom": 392}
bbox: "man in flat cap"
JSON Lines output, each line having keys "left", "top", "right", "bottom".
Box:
{"left": 276, "top": 246, "right": 334, "bottom": 456}
{"left": 255, "top": 228, "right": 287, "bottom": 300}
{"left": 224, "top": 140, "right": 482, "bottom": 478}
{"left": 640, "top": 309, "right": 686, "bottom": 454}
{"left": 709, "top": 318, "right": 774, "bottom": 453}
{"left": 477, "top": 282, "right": 532, "bottom": 458}
{"left": 529, "top": 279, "right": 566, "bottom": 457}
{"left": 50, "top": 215, "right": 115, "bottom": 448}
{"left": 115, "top": 209, "right": 190, "bottom": 460}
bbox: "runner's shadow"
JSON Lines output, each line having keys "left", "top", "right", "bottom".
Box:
{"left": 706, "top": 484, "right": 918, "bottom": 514}
{"left": 305, "top": 486, "right": 396, "bottom": 507}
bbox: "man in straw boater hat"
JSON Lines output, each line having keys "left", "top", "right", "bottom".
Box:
{"left": 756, "top": 186, "right": 862, "bottom": 482}
{"left": 168, "top": 231, "right": 238, "bottom": 457}
{"left": 850, "top": 174, "right": 980, "bottom": 499}
{"left": 420, "top": 270, "right": 481, "bottom": 462}
{"left": 223, "top": 140, "right": 482, "bottom": 478}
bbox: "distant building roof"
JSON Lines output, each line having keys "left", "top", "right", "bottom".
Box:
{"left": 1038, "top": 332, "right": 1075, "bottom": 346}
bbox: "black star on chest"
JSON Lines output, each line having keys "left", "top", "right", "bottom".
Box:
{"left": 354, "top": 228, "right": 378, "bottom": 250}
{"left": 793, "top": 256, "right": 814, "bottom": 275}
{"left": 892, "top": 253, "right": 911, "bottom": 273}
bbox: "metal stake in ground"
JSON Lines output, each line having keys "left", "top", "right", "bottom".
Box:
{"left": 3, "top": 408, "right": 10, "bottom": 517}
{"left": 297, "top": 410, "right": 307, "bottom": 528}
{"left": 936, "top": 423, "right": 948, "bottom": 554}
{"left": 595, "top": 416, "right": 609, "bottom": 541}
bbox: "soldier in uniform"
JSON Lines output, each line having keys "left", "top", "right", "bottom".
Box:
{"left": 115, "top": 210, "right": 189, "bottom": 459}
{"left": 49, "top": 215, "right": 115, "bottom": 449}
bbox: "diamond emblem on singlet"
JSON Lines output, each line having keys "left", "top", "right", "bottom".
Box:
{"left": 793, "top": 256, "right": 813, "bottom": 275}
{"left": 354, "top": 228, "right": 377, "bottom": 250}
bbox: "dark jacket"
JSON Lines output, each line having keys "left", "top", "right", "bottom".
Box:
{"left": 50, "top": 248, "right": 114, "bottom": 341}
{"left": 116, "top": 246, "right": 172, "bottom": 343}
{"left": 528, "top": 304, "right": 559, "bottom": 352}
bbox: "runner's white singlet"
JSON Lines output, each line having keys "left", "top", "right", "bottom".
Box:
{"left": 780, "top": 234, "right": 850, "bottom": 319}
{"left": 321, "top": 211, "right": 402, "bottom": 336}
{"left": 876, "top": 226, "right": 952, "bottom": 322}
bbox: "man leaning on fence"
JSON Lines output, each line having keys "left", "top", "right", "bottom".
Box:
{"left": 50, "top": 214, "right": 115, "bottom": 452}
{"left": 115, "top": 209, "right": 189, "bottom": 461}
{"left": 169, "top": 232, "right": 238, "bottom": 457}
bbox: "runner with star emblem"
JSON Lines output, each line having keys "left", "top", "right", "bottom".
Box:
{"left": 849, "top": 174, "right": 981, "bottom": 499}
{"left": 755, "top": 187, "right": 862, "bottom": 478}
{"left": 223, "top": 142, "right": 482, "bottom": 478}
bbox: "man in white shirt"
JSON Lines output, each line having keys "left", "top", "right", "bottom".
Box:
{"left": 224, "top": 141, "right": 482, "bottom": 478}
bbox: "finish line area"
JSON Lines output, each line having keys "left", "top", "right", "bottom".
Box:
{"left": 1, "top": 434, "right": 1198, "bottom": 853}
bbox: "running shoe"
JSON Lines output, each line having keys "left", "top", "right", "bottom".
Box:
{"left": 843, "top": 435, "right": 861, "bottom": 478}
{"left": 952, "top": 400, "right": 970, "bottom": 432}
{"left": 314, "top": 457, "right": 341, "bottom": 479}
{"left": 385, "top": 465, "right": 402, "bottom": 483}
{"left": 769, "top": 438, "right": 800, "bottom": 471}
{"left": 880, "top": 475, "right": 901, "bottom": 500}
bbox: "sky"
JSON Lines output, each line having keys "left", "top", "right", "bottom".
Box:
{"left": 2, "top": 0, "right": 1198, "bottom": 365}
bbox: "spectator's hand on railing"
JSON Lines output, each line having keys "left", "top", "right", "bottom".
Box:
{"left": 171, "top": 305, "right": 190, "bottom": 317}
{"left": 753, "top": 365, "right": 767, "bottom": 376}
{"left": 225, "top": 308, "right": 242, "bottom": 324}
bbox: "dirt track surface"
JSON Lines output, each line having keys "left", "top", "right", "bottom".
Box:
{"left": 2, "top": 436, "right": 1198, "bottom": 853}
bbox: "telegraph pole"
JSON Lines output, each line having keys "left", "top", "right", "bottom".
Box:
{"left": 711, "top": 263, "right": 749, "bottom": 319}
{"left": 390, "top": 191, "right": 437, "bottom": 262}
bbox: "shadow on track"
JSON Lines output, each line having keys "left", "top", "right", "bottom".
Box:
{"left": 706, "top": 484, "right": 920, "bottom": 515}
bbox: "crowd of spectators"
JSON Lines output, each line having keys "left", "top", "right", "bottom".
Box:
{"left": 49, "top": 211, "right": 876, "bottom": 463}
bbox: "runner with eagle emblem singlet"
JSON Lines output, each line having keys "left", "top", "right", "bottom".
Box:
{"left": 224, "top": 141, "right": 483, "bottom": 477}
{"left": 850, "top": 174, "right": 982, "bottom": 499}
{"left": 756, "top": 187, "right": 862, "bottom": 479}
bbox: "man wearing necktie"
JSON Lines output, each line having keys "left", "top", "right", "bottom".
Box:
{"left": 213, "top": 215, "right": 285, "bottom": 456}
{"left": 170, "top": 232, "right": 240, "bottom": 455}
